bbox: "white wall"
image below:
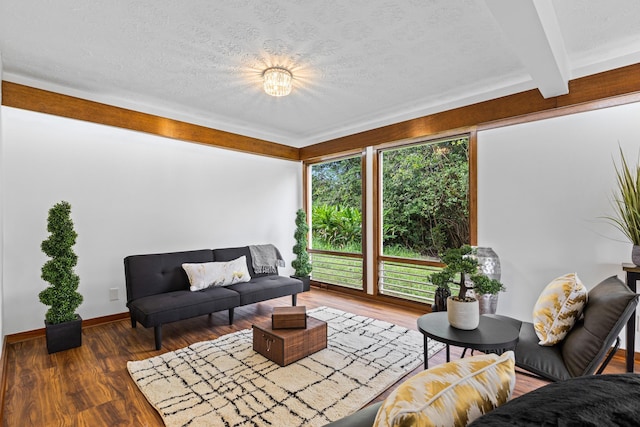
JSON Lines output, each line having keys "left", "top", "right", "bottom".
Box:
{"left": 1, "top": 107, "right": 301, "bottom": 334}
{"left": 0, "top": 53, "right": 4, "bottom": 342}
{"left": 477, "top": 101, "right": 640, "bottom": 349}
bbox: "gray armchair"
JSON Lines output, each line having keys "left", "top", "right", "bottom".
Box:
{"left": 490, "top": 275, "right": 638, "bottom": 382}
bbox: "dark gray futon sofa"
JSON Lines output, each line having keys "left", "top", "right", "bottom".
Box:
{"left": 124, "top": 245, "right": 303, "bottom": 350}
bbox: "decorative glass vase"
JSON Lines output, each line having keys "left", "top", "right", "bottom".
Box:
{"left": 474, "top": 247, "right": 501, "bottom": 281}
{"left": 478, "top": 293, "right": 499, "bottom": 315}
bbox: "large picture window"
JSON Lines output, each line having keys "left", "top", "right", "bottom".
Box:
{"left": 381, "top": 136, "right": 470, "bottom": 258}
{"left": 377, "top": 135, "right": 471, "bottom": 303}
{"left": 308, "top": 155, "right": 364, "bottom": 289}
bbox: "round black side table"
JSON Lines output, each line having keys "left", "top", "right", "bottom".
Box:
{"left": 417, "top": 312, "right": 519, "bottom": 369}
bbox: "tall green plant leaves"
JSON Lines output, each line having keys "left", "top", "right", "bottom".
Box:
{"left": 606, "top": 148, "right": 640, "bottom": 244}
{"left": 311, "top": 204, "right": 361, "bottom": 250}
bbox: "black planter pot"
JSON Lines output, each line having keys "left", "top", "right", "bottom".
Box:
{"left": 291, "top": 275, "right": 311, "bottom": 292}
{"left": 433, "top": 287, "right": 451, "bottom": 312}
{"left": 45, "top": 314, "right": 82, "bottom": 354}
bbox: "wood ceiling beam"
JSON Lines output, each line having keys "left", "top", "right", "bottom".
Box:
{"left": 1, "top": 81, "right": 301, "bottom": 162}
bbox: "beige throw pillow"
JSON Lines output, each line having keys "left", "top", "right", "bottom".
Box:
{"left": 532, "top": 272, "right": 588, "bottom": 346}
{"left": 373, "top": 351, "right": 516, "bottom": 427}
{"left": 183, "top": 256, "right": 251, "bottom": 291}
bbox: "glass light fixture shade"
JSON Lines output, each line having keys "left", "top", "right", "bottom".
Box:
{"left": 262, "top": 67, "right": 292, "bottom": 97}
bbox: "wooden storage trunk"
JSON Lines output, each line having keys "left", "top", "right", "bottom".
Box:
{"left": 253, "top": 317, "right": 327, "bottom": 366}
{"left": 272, "top": 305, "right": 307, "bottom": 329}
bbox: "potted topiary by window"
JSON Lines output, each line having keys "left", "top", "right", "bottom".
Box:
{"left": 39, "top": 201, "right": 84, "bottom": 354}
{"left": 429, "top": 245, "right": 479, "bottom": 329}
{"left": 471, "top": 274, "right": 506, "bottom": 315}
{"left": 291, "top": 209, "right": 312, "bottom": 292}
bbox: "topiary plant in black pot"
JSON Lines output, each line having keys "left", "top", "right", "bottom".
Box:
{"left": 291, "top": 209, "right": 312, "bottom": 292}
{"left": 39, "top": 201, "right": 83, "bottom": 353}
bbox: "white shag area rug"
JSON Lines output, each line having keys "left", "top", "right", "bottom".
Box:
{"left": 127, "top": 306, "right": 445, "bottom": 427}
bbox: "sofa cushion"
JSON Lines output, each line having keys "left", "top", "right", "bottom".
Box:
{"left": 373, "top": 351, "right": 516, "bottom": 427}
{"left": 532, "top": 272, "right": 587, "bottom": 346}
{"left": 183, "top": 256, "right": 251, "bottom": 291}
{"left": 561, "top": 275, "right": 639, "bottom": 377}
{"left": 499, "top": 316, "right": 570, "bottom": 382}
{"left": 227, "top": 275, "right": 303, "bottom": 306}
{"left": 128, "top": 286, "right": 240, "bottom": 327}
{"left": 124, "top": 249, "right": 214, "bottom": 302}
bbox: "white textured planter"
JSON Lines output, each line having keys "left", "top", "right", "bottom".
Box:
{"left": 447, "top": 297, "right": 480, "bottom": 330}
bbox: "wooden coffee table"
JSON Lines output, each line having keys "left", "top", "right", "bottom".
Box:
{"left": 252, "top": 316, "right": 327, "bottom": 366}
{"left": 417, "top": 312, "right": 519, "bottom": 369}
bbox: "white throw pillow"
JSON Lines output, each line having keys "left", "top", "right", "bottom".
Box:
{"left": 532, "top": 272, "right": 588, "bottom": 346}
{"left": 183, "top": 256, "right": 251, "bottom": 291}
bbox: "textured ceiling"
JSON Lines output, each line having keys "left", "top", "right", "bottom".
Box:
{"left": 1, "top": 0, "right": 640, "bottom": 148}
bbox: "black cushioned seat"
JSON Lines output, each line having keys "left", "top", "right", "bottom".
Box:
{"left": 129, "top": 287, "right": 240, "bottom": 327}
{"left": 489, "top": 275, "right": 639, "bottom": 382}
{"left": 228, "top": 276, "right": 303, "bottom": 306}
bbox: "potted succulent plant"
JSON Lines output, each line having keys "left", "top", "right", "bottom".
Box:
{"left": 471, "top": 274, "right": 506, "bottom": 315}
{"left": 604, "top": 147, "right": 640, "bottom": 265}
{"left": 429, "top": 245, "right": 480, "bottom": 329}
{"left": 39, "top": 201, "right": 84, "bottom": 353}
{"left": 291, "top": 209, "right": 312, "bottom": 291}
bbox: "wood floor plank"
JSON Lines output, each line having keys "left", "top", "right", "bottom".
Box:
{"left": 1, "top": 288, "right": 630, "bottom": 425}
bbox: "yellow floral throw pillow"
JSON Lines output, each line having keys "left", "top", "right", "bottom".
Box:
{"left": 373, "top": 351, "right": 515, "bottom": 427}
{"left": 533, "top": 272, "right": 588, "bottom": 346}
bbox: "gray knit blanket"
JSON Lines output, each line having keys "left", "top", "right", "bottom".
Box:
{"left": 249, "top": 244, "right": 285, "bottom": 274}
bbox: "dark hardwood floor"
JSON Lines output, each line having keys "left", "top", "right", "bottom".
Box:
{"left": 1, "top": 288, "right": 632, "bottom": 426}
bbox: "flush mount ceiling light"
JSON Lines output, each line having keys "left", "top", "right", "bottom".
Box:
{"left": 262, "top": 67, "right": 293, "bottom": 97}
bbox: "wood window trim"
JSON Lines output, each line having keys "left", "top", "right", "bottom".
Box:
{"left": 3, "top": 63, "right": 640, "bottom": 163}
{"left": 299, "top": 63, "right": 640, "bottom": 161}
{"left": 1, "top": 81, "right": 300, "bottom": 162}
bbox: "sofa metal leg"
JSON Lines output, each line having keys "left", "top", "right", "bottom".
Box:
{"left": 292, "top": 294, "right": 297, "bottom": 306}
{"left": 154, "top": 326, "right": 162, "bottom": 351}
{"left": 131, "top": 316, "right": 137, "bottom": 328}
{"left": 228, "top": 308, "right": 234, "bottom": 325}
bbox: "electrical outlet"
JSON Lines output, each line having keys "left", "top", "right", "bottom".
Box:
{"left": 109, "top": 287, "right": 119, "bottom": 301}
